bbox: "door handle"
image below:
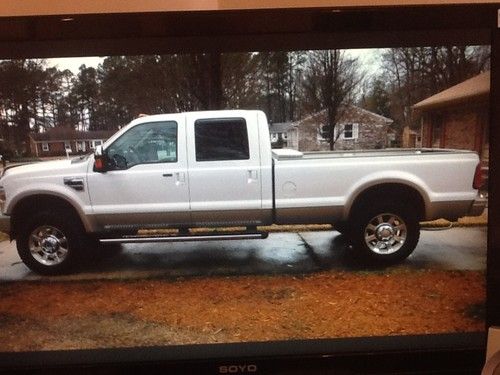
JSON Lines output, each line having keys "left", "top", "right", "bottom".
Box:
{"left": 162, "top": 173, "right": 173, "bottom": 177}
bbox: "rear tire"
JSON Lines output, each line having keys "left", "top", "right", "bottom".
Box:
{"left": 350, "top": 200, "right": 420, "bottom": 266}
{"left": 17, "top": 210, "right": 86, "bottom": 275}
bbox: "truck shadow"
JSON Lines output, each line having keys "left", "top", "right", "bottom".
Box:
{"left": 81, "top": 231, "right": 359, "bottom": 279}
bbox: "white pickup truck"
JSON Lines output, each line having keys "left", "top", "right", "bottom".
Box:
{"left": 0, "top": 110, "right": 486, "bottom": 274}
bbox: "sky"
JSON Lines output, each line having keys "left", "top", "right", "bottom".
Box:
{"left": 46, "top": 56, "right": 103, "bottom": 73}
{"left": 46, "top": 48, "right": 383, "bottom": 76}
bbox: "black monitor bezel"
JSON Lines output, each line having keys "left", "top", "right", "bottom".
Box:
{"left": 0, "top": 4, "right": 498, "bottom": 373}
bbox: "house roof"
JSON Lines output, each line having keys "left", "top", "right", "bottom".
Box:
{"left": 269, "top": 122, "right": 296, "bottom": 133}
{"left": 31, "top": 128, "right": 116, "bottom": 142}
{"left": 294, "top": 105, "right": 393, "bottom": 125}
{"left": 413, "top": 71, "right": 490, "bottom": 111}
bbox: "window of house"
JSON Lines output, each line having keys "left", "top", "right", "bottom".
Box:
{"left": 195, "top": 118, "right": 249, "bottom": 161}
{"left": 344, "top": 124, "right": 353, "bottom": 138}
{"left": 320, "top": 125, "right": 331, "bottom": 140}
{"left": 42, "top": 142, "right": 49, "bottom": 152}
{"left": 342, "top": 123, "right": 359, "bottom": 140}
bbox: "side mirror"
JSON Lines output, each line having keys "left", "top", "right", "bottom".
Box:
{"left": 93, "top": 145, "right": 107, "bottom": 173}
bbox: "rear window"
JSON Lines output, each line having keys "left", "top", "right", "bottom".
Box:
{"left": 194, "top": 118, "right": 250, "bottom": 161}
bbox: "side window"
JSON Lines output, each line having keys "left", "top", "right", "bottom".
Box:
{"left": 106, "top": 121, "right": 177, "bottom": 169}
{"left": 195, "top": 118, "right": 249, "bottom": 161}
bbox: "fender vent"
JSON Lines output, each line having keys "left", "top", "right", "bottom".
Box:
{"left": 63, "top": 177, "right": 85, "bottom": 191}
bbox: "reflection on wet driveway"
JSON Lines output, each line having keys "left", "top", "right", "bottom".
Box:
{"left": 113, "top": 232, "right": 350, "bottom": 275}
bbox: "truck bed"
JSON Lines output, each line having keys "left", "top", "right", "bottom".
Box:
{"left": 271, "top": 148, "right": 480, "bottom": 224}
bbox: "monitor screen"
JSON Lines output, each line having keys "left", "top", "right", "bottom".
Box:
{"left": 0, "top": 5, "right": 498, "bottom": 374}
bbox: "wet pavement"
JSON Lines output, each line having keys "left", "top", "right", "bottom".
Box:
{"left": 0, "top": 227, "right": 487, "bottom": 281}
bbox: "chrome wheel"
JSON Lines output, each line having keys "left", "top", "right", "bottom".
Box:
{"left": 364, "top": 213, "right": 407, "bottom": 255}
{"left": 29, "top": 225, "right": 69, "bottom": 266}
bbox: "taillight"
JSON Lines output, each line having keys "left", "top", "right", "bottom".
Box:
{"left": 473, "top": 163, "right": 483, "bottom": 190}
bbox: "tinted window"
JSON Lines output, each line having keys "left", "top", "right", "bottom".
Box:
{"left": 195, "top": 118, "right": 249, "bottom": 161}
{"left": 106, "top": 121, "right": 177, "bottom": 169}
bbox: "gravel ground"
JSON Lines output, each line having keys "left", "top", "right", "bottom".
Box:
{"left": 0, "top": 268, "right": 485, "bottom": 352}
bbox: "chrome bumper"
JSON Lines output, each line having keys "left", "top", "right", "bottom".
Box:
{"left": 469, "top": 195, "right": 487, "bottom": 217}
{"left": 0, "top": 213, "right": 10, "bottom": 233}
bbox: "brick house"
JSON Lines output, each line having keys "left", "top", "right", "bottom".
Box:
{"left": 30, "top": 128, "right": 115, "bottom": 157}
{"left": 413, "top": 71, "right": 489, "bottom": 166}
{"left": 292, "top": 105, "right": 393, "bottom": 151}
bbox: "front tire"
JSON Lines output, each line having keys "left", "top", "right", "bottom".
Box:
{"left": 350, "top": 201, "right": 420, "bottom": 266}
{"left": 17, "top": 210, "right": 86, "bottom": 275}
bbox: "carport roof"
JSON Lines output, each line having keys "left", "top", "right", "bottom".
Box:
{"left": 31, "top": 128, "right": 115, "bottom": 142}
{"left": 413, "top": 71, "right": 490, "bottom": 111}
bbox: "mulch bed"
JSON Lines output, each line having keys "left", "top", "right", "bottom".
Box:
{"left": 0, "top": 268, "right": 485, "bottom": 352}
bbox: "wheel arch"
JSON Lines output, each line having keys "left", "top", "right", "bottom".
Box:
{"left": 10, "top": 194, "right": 88, "bottom": 241}
{"left": 347, "top": 183, "right": 427, "bottom": 222}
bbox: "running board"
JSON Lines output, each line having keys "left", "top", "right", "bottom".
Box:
{"left": 99, "top": 232, "right": 268, "bottom": 244}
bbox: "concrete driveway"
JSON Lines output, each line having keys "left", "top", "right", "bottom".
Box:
{"left": 0, "top": 227, "right": 486, "bottom": 281}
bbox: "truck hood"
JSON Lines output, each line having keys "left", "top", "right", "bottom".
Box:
{"left": 2, "top": 157, "right": 90, "bottom": 179}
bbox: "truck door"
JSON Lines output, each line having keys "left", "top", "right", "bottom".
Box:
{"left": 186, "top": 112, "right": 264, "bottom": 227}
{"left": 87, "top": 117, "right": 190, "bottom": 231}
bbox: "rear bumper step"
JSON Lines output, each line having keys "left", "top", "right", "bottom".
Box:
{"left": 99, "top": 231, "right": 269, "bottom": 244}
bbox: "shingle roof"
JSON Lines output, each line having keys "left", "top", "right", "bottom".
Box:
{"left": 31, "top": 128, "right": 116, "bottom": 142}
{"left": 413, "top": 71, "right": 490, "bottom": 111}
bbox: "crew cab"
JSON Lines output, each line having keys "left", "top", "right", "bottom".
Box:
{"left": 0, "top": 110, "right": 486, "bottom": 274}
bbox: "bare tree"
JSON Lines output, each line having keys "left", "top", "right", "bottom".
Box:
{"left": 255, "top": 51, "right": 305, "bottom": 123}
{"left": 222, "top": 52, "right": 261, "bottom": 109}
{"left": 170, "top": 53, "right": 224, "bottom": 111}
{"left": 302, "top": 50, "right": 361, "bottom": 150}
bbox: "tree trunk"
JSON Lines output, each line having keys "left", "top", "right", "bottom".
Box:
{"left": 208, "top": 53, "right": 223, "bottom": 110}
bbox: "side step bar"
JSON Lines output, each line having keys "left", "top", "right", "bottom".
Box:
{"left": 99, "top": 231, "right": 269, "bottom": 244}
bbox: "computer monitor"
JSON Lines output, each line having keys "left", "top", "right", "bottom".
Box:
{"left": 0, "top": 4, "right": 498, "bottom": 374}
